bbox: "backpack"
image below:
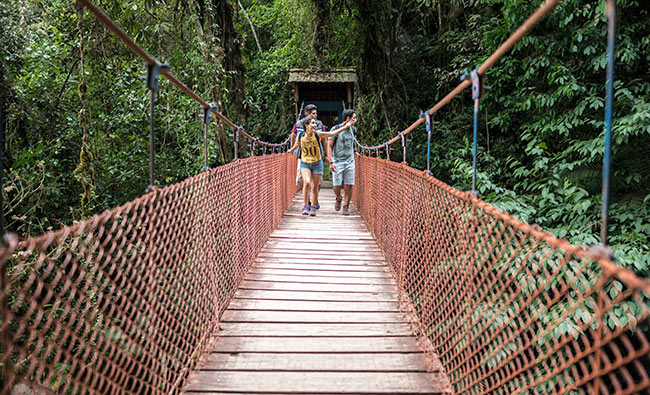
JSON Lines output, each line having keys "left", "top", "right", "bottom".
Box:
{"left": 296, "top": 130, "right": 322, "bottom": 160}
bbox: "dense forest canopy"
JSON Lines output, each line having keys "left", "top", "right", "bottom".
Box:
{"left": 1, "top": 0, "right": 649, "bottom": 276}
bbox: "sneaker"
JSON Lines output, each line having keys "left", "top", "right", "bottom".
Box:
{"left": 342, "top": 205, "right": 350, "bottom": 216}
{"left": 315, "top": 202, "right": 320, "bottom": 210}
{"left": 310, "top": 205, "right": 317, "bottom": 216}
{"left": 302, "top": 205, "right": 310, "bottom": 215}
{"left": 335, "top": 198, "right": 342, "bottom": 211}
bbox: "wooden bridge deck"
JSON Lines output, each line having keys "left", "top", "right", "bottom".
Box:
{"left": 184, "top": 187, "right": 445, "bottom": 394}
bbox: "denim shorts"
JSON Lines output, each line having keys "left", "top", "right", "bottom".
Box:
{"left": 332, "top": 160, "right": 355, "bottom": 186}
{"left": 300, "top": 159, "right": 324, "bottom": 175}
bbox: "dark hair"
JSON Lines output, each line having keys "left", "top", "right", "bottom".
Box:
{"left": 304, "top": 104, "right": 317, "bottom": 114}
{"left": 301, "top": 117, "right": 315, "bottom": 129}
{"left": 342, "top": 109, "right": 355, "bottom": 121}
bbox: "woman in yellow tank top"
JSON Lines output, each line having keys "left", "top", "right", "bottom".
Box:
{"left": 288, "top": 117, "right": 356, "bottom": 216}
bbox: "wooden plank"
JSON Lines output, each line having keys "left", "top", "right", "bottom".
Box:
{"left": 220, "top": 310, "right": 406, "bottom": 323}
{"left": 217, "top": 322, "right": 413, "bottom": 337}
{"left": 254, "top": 262, "right": 389, "bottom": 271}
{"left": 255, "top": 256, "right": 387, "bottom": 265}
{"left": 182, "top": 189, "right": 447, "bottom": 395}
{"left": 248, "top": 268, "right": 393, "bottom": 278}
{"left": 269, "top": 237, "right": 377, "bottom": 246}
{"left": 239, "top": 280, "right": 397, "bottom": 294}
{"left": 271, "top": 234, "right": 373, "bottom": 240}
{"left": 265, "top": 243, "right": 382, "bottom": 252}
{"left": 234, "top": 289, "right": 398, "bottom": 302}
{"left": 199, "top": 352, "right": 431, "bottom": 372}
{"left": 211, "top": 336, "right": 423, "bottom": 353}
{"left": 244, "top": 273, "right": 395, "bottom": 285}
{"left": 227, "top": 299, "right": 399, "bottom": 312}
{"left": 184, "top": 371, "right": 442, "bottom": 393}
{"left": 258, "top": 251, "right": 385, "bottom": 260}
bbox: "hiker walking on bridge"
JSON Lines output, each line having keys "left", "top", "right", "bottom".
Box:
{"left": 291, "top": 104, "right": 326, "bottom": 203}
{"left": 327, "top": 109, "right": 357, "bottom": 215}
{"left": 289, "top": 117, "right": 354, "bottom": 216}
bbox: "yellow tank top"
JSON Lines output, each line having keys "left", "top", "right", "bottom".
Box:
{"left": 300, "top": 132, "right": 322, "bottom": 163}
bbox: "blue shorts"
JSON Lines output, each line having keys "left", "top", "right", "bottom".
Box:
{"left": 332, "top": 160, "right": 355, "bottom": 186}
{"left": 300, "top": 160, "right": 324, "bottom": 175}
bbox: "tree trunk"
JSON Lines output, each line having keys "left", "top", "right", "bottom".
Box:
{"left": 312, "top": 0, "right": 331, "bottom": 61}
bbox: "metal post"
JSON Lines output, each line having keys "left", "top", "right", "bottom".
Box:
{"left": 233, "top": 127, "right": 239, "bottom": 161}
{"left": 462, "top": 68, "right": 483, "bottom": 196}
{"left": 202, "top": 106, "right": 211, "bottom": 170}
{"left": 401, "top": 133, "right": 407, "bottom": 165}
{"left": 386, "top": 144, "right": 390, "bottom": 161}
{"left": 601, "top": 0, "right": 616, "bottom": 247}
{"left": 425, "top": 111, "right": 432, "bottom": 175}
{"left": 145, "top": 61, "right": 169, "bottom": 191}
{"left": 251, "top": 140, "right": 255, "bottom": 156}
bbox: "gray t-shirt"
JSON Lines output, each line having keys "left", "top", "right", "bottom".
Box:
{"left": 328, "top": 125, "right": 356, "bottom": 164}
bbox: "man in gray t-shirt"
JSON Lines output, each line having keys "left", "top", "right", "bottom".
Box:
{"left": 327, "top": 109, "right": 357, "bottom": 215}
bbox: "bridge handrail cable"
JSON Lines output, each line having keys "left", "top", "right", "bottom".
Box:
{"left": 354, "top": 0, "right": 559, "bottom": 153}
{"left": 77, "top": 0, "right": 289, "bottom": 150}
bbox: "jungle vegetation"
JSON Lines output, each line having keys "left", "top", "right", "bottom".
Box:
{"left": 1, "top": 0, "right": 649, "bottom": 276}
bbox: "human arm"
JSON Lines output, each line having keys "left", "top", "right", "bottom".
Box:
{"left": 327, "top": 138, "right": 335, "bottom": 171}
{"left": 289, "top": 137, "right": 300, "bottom": 153}
{"left": 318, "top": 119, "right": 355, "bottom": 138}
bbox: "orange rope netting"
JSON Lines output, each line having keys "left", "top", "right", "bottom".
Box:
{"left": 0, "top": 155, "right": 298, "bottom": 394}
{"left": 354, "top": 155, "right": 650, "bottom": 394}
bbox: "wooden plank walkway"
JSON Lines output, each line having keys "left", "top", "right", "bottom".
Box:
{"left": 184, "top": 187, "right": 446, "bottom": 394}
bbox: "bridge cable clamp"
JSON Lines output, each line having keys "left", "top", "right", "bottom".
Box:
{"left": 460, "top": 68, "right": 484, "bottom": 100}
{"left": 146, "top": 61, "right": 170, "bottom": 91}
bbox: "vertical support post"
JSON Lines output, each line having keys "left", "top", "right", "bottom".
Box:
{"left": 233, "top": 127, "right": 239, "bottom": 161}
{"left": 251, "top": 139, "right": 255, "bottom": 156}
{"left": 401, "top": 133, "right": 407, "bottom": 165}
{"left": 462, "top": 68, "right": 483, "bottom": 196}
{"left": 386, "top": 143, "right": 390, "bottom": 161}
{"left": 145, "top": 61, "right": 169, "bottom": 191}
{"left": 425, "top": 111, "right": 432, "bottom": 175}
{"left": 202, "top": 106, "right": 211, "bottom": 170}
{"left": 375, "top": 147, "right": 379, "bottom": 158}
{"left": 148, "top": 90, "right": 156, "bottom": 187}
{"left": 601, "top": 0, "right": 616, "bottom": 247}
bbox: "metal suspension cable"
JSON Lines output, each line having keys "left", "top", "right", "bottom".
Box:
{"left": 355, "top": 0, "right": 560, "bottom": 151}
{"left": 77, "top": 0, "right": 288, "bottom": 149}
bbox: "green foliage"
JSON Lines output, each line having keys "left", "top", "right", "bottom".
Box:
{"left": 3, "top": 0, "right": 234, "bottom": 234}
{"left": 3, "top": 0, "right": 649, "bottom": 279}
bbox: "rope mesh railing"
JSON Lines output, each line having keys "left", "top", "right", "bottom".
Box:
{"left": 0, "top": 154, "right": 298, "bottom": 394}
{"left": 354, "top": 156, "right": 650, "bottom": 394}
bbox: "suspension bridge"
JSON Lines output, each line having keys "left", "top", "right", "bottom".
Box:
{"left": 1, "top": 0, "right": 649, "bottom": 394}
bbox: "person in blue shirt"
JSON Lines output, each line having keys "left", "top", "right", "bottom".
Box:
{"left": 327, "top": 109, "right": 357, "bottom": 215}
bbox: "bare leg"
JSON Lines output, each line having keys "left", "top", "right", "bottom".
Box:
{"left": 344, "top": 184, "right": 353, "bottom": 206}
{"left": 333, "top": 185, "right": 342, "bottom": 200}
{"left": 301, "top": 169, "right": 312, "bottom": 205}
{"left": 311, "top": 173, "right": 322, "bottom": 207}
